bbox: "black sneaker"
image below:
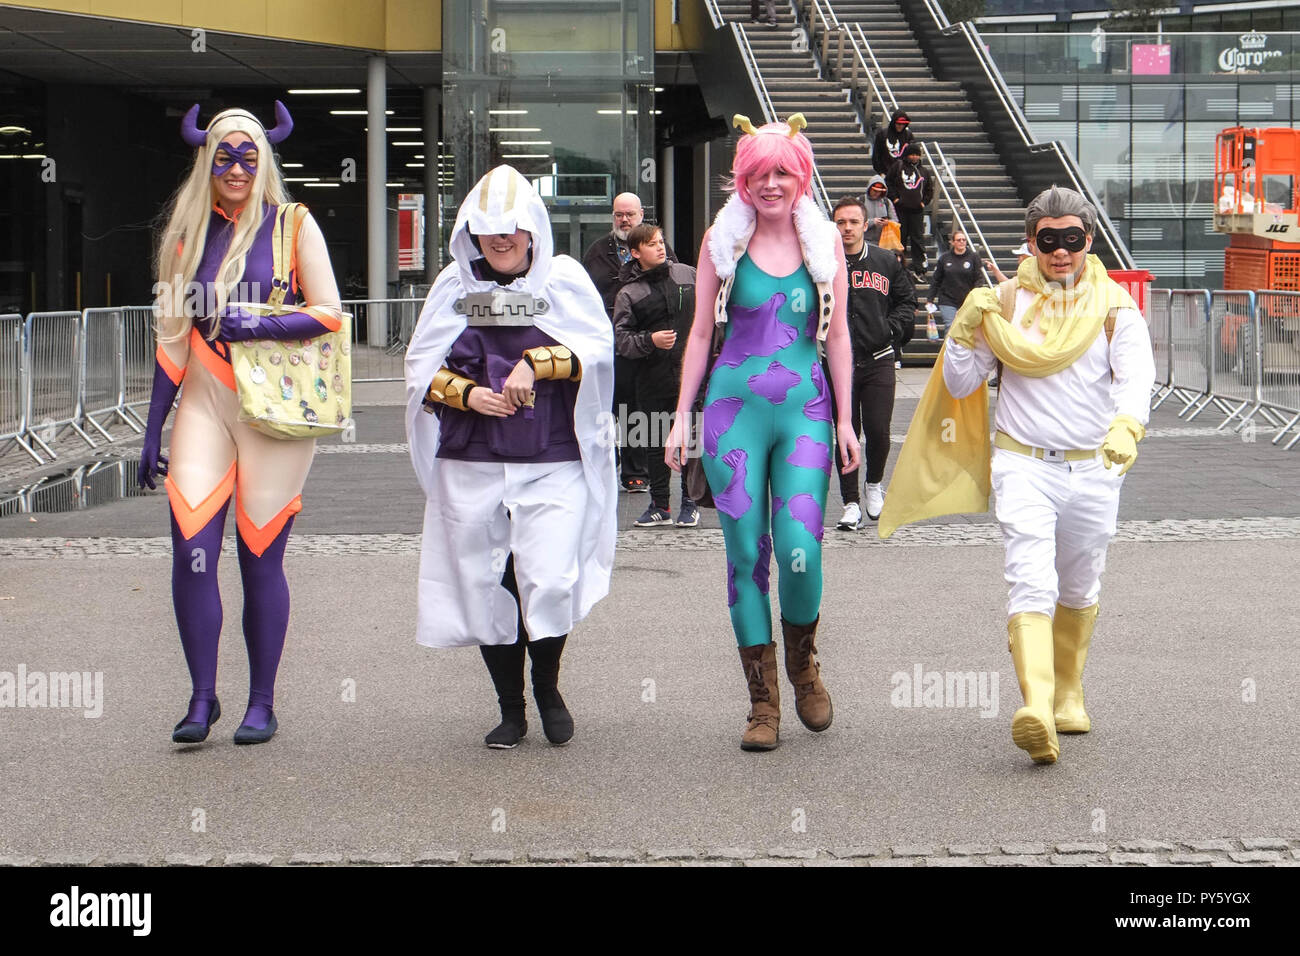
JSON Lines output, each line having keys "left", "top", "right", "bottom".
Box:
{"left": 622, "top": 477, "right": 648, "bottom": 493}
{"left": 634, "top": 505, "right": 673, "bottom": 527}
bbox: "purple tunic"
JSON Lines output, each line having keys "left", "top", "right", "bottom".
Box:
{"left": 436, "top": 325, "right": 580, "bottom": 463}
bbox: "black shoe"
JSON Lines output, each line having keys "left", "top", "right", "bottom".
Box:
{"left": 534, "top": 689, "right": 574, "bottom": 745}
{"left": 233, "top": 711, "right": 278, "bottom": 745}
{"left": 485, "top": 711, "right": 528, "bottom": 749}
{"left": 172, "top": 698, "right": 220, "bottom": 743}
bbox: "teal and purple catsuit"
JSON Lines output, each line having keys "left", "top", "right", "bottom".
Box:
{"left": 701, "top": 253, "right": 833, "bottom": 648}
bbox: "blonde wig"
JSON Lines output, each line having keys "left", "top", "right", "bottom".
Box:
{"left": 155, "top": 109, "right": 291, "bottom": 343}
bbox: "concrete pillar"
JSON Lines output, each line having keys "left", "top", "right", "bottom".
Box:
{"left": 660, "top": 145, "right": 675, "bottom": 250}
{"left": 367, "top": 54, "right": 388, "bottom": 345}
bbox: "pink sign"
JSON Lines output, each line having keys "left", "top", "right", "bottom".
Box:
{"left": 1132, "top": 43, "right": 1171, "bottom": 75}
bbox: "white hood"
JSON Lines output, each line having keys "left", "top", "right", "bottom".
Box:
{"left": 448, "top": 164, "right": 555, "bottom": 295}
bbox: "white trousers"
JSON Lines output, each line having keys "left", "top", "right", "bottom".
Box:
{"left": 990, "top": 448, "right": 1124, "bottom": 617}
{"left": 418, "top": 458, "right": 588, "bottom": 647}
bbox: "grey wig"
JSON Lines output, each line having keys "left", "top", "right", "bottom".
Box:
{"left": 1025, "top": 185, "right": 1097, "bottom": 237}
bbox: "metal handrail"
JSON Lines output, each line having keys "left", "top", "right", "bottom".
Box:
{"left": 703, "top": 0, "right": 724, "bottom": 29}
{"left": 730, "top": 12, "right": 832, "bottom": 214}
{"left": 836, "top": 21, "right": 993, "bottom": 283}
{"left": 914, "top": 0, "right": 1136, "bottom": 269}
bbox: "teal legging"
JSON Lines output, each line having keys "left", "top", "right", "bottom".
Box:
{"left": 701, "top": 255, "right": 833, "bottom": 648}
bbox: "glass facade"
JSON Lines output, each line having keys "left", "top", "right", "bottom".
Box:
{"left": 441, "top": 0, "right": 656, "bottom": 259}
{"left": 987, "top": 31, "right": 1300, "bottom": 288}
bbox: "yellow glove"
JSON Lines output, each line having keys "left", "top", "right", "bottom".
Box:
{"left": 1102, "top": 414, "right": 1145, "bottom": 475}
{"left": 949, "top": 286, "right": 1000, "bottom": 349}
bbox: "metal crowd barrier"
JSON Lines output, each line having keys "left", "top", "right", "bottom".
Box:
{"left": 1148, "top": 289, "right": 1172, "bottom": 406}
{"left": 81, "top": 308, "right": 143, "bottom": 440}
{"left": 1255, "top": 291, "right": 1300, "bottom": 449}
{"left": 1199, "top": 290, "right": 1256, "bottom": 425}
{"left": 24, "top": 311, "right": 95, "bottom": 457}
{"left": 1, "top": 313, "right": 44, "bottom": 464}
{"left": 341, "top": 298, "right": 425, "bottom": 382}
{"left": 117, "top": 306, "right": 156, "bottom": 429}
{"left": 1164, "top": 290, "right": 1212, "bottom": 417}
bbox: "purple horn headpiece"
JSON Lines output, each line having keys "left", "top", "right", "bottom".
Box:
{"left": 179, "top": 100, "right": 294, "bottom": 147}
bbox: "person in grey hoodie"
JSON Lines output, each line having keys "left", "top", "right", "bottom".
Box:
{"left": 862, "top": 174, "right": 898, "bottom": 244}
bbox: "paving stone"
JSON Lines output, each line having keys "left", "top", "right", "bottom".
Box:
{"left": 414, "top": 850, "right": 460, "bottom": 865}
{"left": 1051, "top": 854, "right": 1106, "bottom": 865}
{"left": 891, "top": 845, "right": 935, "bottom": 857}
{"left": 828, "top": 846, "right": 879, "bottom": 859}
{"left": 289, "top": 852, "right": 343, "bottom": 865}
{"left": 743, "top": 859, "right": 801, "bottom": 867}
{"left": 1055, "top": 843, "right": 1109, "bottom": 854}
{"left": 925, "top": 857, "right": 977, "bottom": 867}
{"left": 1118, "top": 840, "right": 1176, "bottom": 852}
{"left": 768, "top": 847, "right": 818, "bottom": 860}
{"left": 1169, "top": 853, "right": 1219, "bottom": 864}
{"left": 0, "top": 856, "right": 37, "bottom": 867}
{"left": 947, "top": 844, "right": 997, "bottom": 856}
{"left": 224, "top": 853, "right": 274, "bottom": 866}
{"left": 44, "top": 852, "right": 100, "bottom": 866}
{"left": 684, "top": 861, "right": 733, "bottom": 867}
{"left": 702, "top": 847, "right": 756, "bottom": 860}
{"left": 1110, "top": 852, "right": 1163, "bottom": 865}
{"left": 1183, "top": 839, "right": 1236, "bottom": 852}
{"left": 527, "top": 850, "right": 582, "bottom": 863}
{"left": 347, "top": 852, "right": 402, "bottom": 865}
{"left": 1001, "top": 842, "right": 1049, "bottom": 855}
{"left": 1292, "top": 848, "right": 1300, "bottom": 861}
{"left": 163, "top": 853, "right": 211, "bottom": 866}
{"left": 868, "top": 859, "right": 918, "bottom": 867}
{"left": 647, "top": 847, "right": 697, "bottom": 861}
{"left": 1228, "top": 850, "right": 1283, "bottom": 863}
{"left": 1240, "top": 838, "right": 1290, "bottom": 851}
{"left": 985, "top": 855, "right": 1044, "bottom": 866}
{"left": 468, "top": 850, "right": 516, "bottom": 864}
{"left": 105, "top": 854, "right": 152, "bottom": 867}
{"left": 588, "top": 849, "right": 639, "bottom": 862}
{"left": 802, "top": 859, "right": 857, "bottom": 867}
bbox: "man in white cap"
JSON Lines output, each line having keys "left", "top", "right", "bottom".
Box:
{"left": 984, "top": 242, "right": 1031, "bottom": 283}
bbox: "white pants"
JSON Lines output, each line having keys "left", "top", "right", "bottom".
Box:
{"left": 418, "top": 458, "right": 588, "bottom": 647}
{"left": 990, "top": 448, "right": 1124, "bottom": 617}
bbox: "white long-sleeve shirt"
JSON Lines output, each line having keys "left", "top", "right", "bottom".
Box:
{"left": 943, "top": 286, "right": 1156, "bottom": 450}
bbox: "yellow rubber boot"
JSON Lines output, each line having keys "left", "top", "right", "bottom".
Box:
{"left": 1053, "top": 603, "right": 1098, "bottom": 733}
{"left": 1007, "top": 612, "right": 1059, "bottom": 764}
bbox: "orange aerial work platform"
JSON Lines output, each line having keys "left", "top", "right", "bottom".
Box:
{"left": 1214, "top": 126, "right": 1300, "bottom": 290}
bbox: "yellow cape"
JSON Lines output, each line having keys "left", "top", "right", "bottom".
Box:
{"left": 878, "top": 255, "right": 1136, "bottom": 539}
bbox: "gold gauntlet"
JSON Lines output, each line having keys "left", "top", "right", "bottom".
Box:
{"left": 425, "top": 366, "right": 476, "bottom": 412}
{"left": 523, "top": 345, "right": 581, "bottom": 382}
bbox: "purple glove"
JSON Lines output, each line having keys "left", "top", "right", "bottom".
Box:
{"left": 217, "top": 305, "right": 337, "bottom": 343}
{"left": 138, "top": 360, "right": 180, "bottom": 490}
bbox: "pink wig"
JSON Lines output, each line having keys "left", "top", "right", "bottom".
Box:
{"left": 729, "top": 122, "right": 816, "bottom": 204}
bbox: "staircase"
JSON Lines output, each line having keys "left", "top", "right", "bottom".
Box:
{"left": 830, "top": 1, "right": 1028, "bottom": 277}
{"left": 711, "top": 2, "right": 868, "bottom": 202}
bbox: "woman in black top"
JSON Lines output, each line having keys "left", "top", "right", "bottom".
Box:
{"left": 926, "top": 229, "right": 984, "bottom": 338}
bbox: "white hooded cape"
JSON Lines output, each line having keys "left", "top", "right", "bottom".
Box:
{"left": 404, "top": 165, "right": 616, "bottom": 647}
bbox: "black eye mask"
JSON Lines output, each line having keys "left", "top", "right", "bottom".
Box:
{"left": 1034, "top": 227, "right": 1088, "bottom": 253}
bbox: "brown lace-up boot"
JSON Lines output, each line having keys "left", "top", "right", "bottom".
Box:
{"left": 738, "top": 642, "right": 780, "bottom": 751}
{"left": 781, "top": 616, "right": 833, "bottom": 732}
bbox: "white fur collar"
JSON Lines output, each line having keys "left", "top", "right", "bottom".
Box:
{"left": 708, "top": 193, "right": 839, "bottom": 283}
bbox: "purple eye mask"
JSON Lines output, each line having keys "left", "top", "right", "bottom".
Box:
{"left": 212, "top": 140, "right": 258, "bottom": 177}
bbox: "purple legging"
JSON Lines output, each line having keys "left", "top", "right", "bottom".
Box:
{"left": 170, "top": 505, "right": 293, "bottom": 731}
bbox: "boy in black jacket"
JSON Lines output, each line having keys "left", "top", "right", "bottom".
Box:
{"left": 886, "top": 142, "right": 935, "bottom": 280}
{"left": 613, "top": 224, "right": 700, "bottom": 528}
{"left": 830, "top": 196, "right": 916, "bottom": 528}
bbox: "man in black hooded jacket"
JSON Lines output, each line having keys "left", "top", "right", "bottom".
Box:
{"left": 830, "top": 196, "right": 916, "bottom": 529}
{"left": 872, "top": 110, "right": 913, "bottom": 177}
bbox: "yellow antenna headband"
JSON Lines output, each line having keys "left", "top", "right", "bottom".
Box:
{"left": 733, "top": 113, "right": 807, "bottom": 137}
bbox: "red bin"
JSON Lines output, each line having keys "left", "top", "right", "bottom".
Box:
{"left": 1107, "top": 269, "right": 1154, "bottom": 317}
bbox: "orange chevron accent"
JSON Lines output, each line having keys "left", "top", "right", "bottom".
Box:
{"left": 165, "top": 462, "right": 236, "bottom": 541}
{"left": 236, "top": 494, "right": 302, "bottom": 558}
{"left": 155, "top": 344, "right": 187, "bottom": 385}
{"left": 188, "top": 327, "right": 236, "bottom": 391}
{"left": 300, "top": 306, "right": 342, "bottom": 332}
